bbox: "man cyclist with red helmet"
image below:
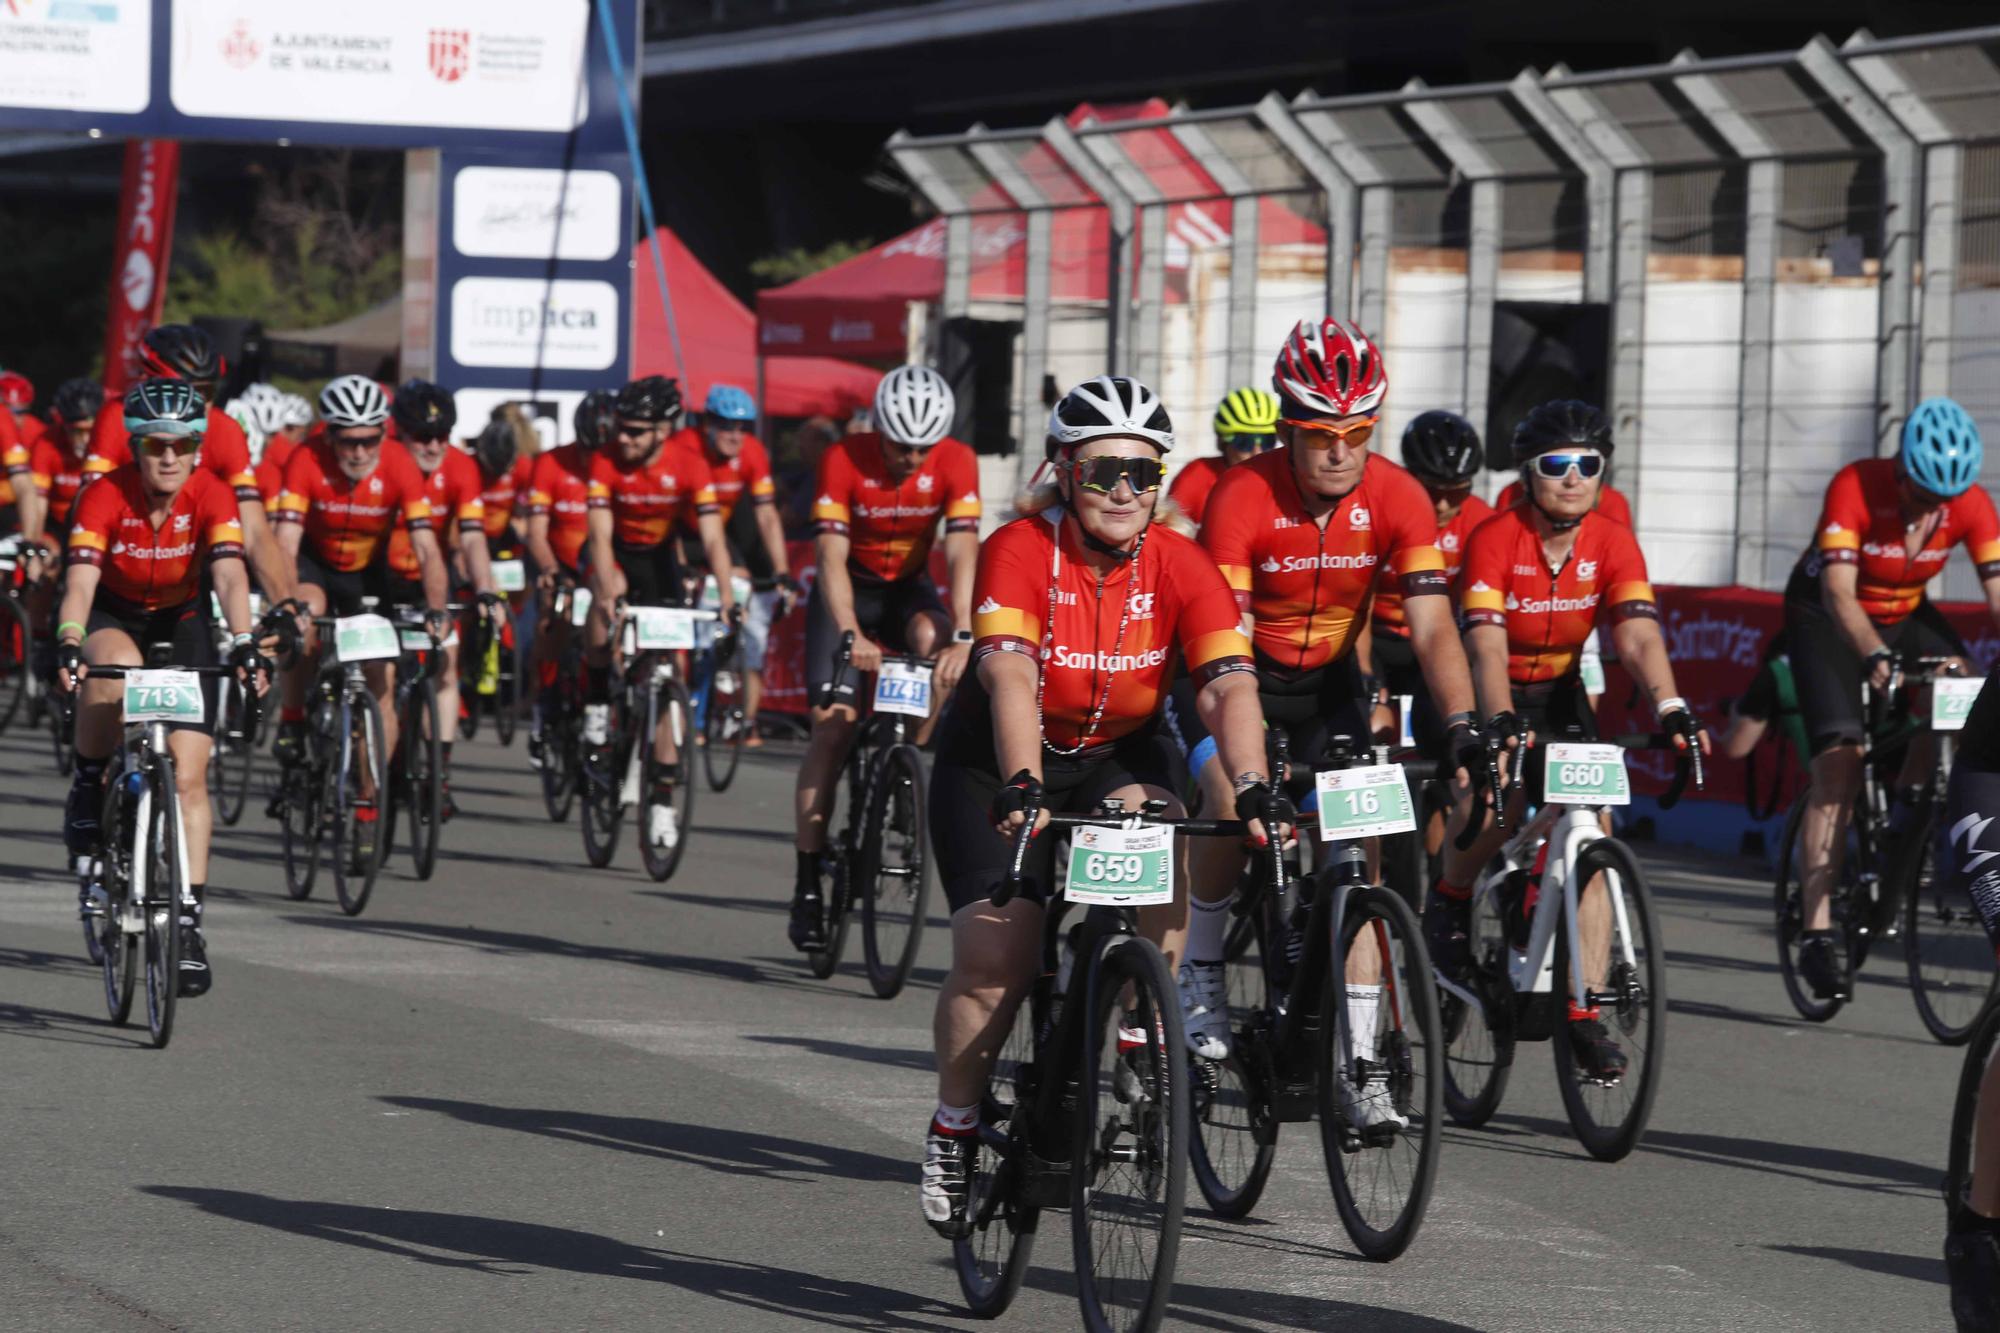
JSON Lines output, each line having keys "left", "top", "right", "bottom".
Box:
{"left": 919, "top": 374, "right": 1280, "bottom": 1235}
{"left": 788, "top": 364, "right": 981, "bottom": 953}
{"left": 1174, "top": 319, "right": 1480, "bottom": 1132}
{"left": 583, "top": 375, "right": 738, "bottom": 856}
{"left": 525, "top": 390, "right": 615, "bottom": 765}
{"left": 1431, "top": 400, "right": 1707, "bottom": 1081}
{"left": 1784, "top": 396, "right": 2000, "bottom": 1001}
{"left": 1166, "top": 385, "right": 1282, "bottom": 529}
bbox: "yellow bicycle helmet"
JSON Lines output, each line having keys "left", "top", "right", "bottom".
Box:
{"left": 1213, "top": 386, "right": 1280, "bottom": 447}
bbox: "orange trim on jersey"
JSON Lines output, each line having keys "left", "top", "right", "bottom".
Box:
{"left": 1608, "top": 579, "right": 1654, "bottom": 606}
{"left": 68, "top": 528, "right": 107, "bottom": 553}
{"left": 974, "top": 603, "right": 1039, "bottom": 642}
{"left": 1187, "top": 627, "right": 1253, "bottom": 670}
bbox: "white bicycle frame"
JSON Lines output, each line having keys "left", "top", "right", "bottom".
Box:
{"left": 112, "top": 719, "right": 195, "bottom": 938}
{"left": 613, "top": 607, "right": 716, "bottom": 808}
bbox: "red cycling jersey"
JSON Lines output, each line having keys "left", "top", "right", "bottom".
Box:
{"left": 1494, "top": 479, "right": 1631, "bottom": 526}
{"left": 1373, "top": 493, "right": 1494, "bottom": 639}
{"left": 526, "top": 443, "right": 606, "bottom": 570}
{"left": 590, "top": 435, "right": 718, "bottom": 548}
{"left": 0, "top": 416, "right": 31, "bottom": 511}
{"left": 971, "top": 510, "right": 1253, "bottom": 750}
{"left": 387, "top": 444, "right": 485, "bottom": 580}
{"left": 476, "top": 453, "right": 535, "bottom": 544}
{"left": 272, "top": 440, "right": 435, "bottom": 573}
{"left": 1167, "top": 456, "right": 1229, "bottom": 529}
{"left": 672, "top": 427, "right": 775, "bottom": 529}
{"left": 28, "top": 431, "right": 94, "bottom": 528}
{"left": 812, "top": 433, "right": 980, "bottom": 583}
{"left": 65, "top": 466, "right": 245, "bottom": 611}
{"left": 86, "top": 401, "right": 261, "bottom": 505}
{"left": 1800, "top": 457, "right": 2000, "bottom": 624}
{"left": 255, "top": 433, "right": 301, "bottom": 509}
{"left": 1201, "top": 451, "right": 1448, "bottom": 675}
{"left": 1460, "top": 507, "right": 1658, "bottom": 685}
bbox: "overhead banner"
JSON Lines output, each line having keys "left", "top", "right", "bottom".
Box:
{"left": 0, "top": 0, "right": 152, "bottom": 114}
{"left": 99, "top": 138, "right": 180, "bottom": 396}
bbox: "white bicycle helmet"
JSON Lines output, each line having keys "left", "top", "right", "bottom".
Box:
{"left": 235, "top": 382, "right": 288, "bottom": 437}
{"left": 223, "top": 398, "right": 268, "bottom": 464}
{"left": 873, "top": 365, "right": 955, "bottom": 448}
{"left": 279, "top": 393, "right": 315, "bottom": 429}
{"left": 319, "top": 374, "right": 389, "bottom": 429}
{"left": 1046, "top": 375, "right": 1175, "bottom": 455}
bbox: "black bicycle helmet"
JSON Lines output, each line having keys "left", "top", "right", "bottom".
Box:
{"left": 475, "top": 417, "right": 519, "bottom": 478}
{"left": 1401, "top": 410, "right": 1483, "bottom": 486}
{"left": 50, "top": 377, "right": 105, "bottom": 426}
{"left": 137, "top": 324, "right": 224, "bottom": 390}
{"left": 1510, "top": 399, "right": 1614, "bottom": 466}
{"left": 614, "top": 375, "right": 683, "bottom": 426}
{"left": 391, "top": 378, "right": 458, "bottom": 444}
{"left": 575, "top": 389, "right": 618, "bottom": 451}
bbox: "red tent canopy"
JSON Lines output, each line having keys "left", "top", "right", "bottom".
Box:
{"left": 631, "top": 228, "right": 881, "bottom": 419}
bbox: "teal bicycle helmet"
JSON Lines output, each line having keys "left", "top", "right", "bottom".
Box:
{"left": 1902, "top": 397, "right": 1983, "bottom": 498}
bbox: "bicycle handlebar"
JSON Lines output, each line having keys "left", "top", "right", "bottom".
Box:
{"left": 993, "top": 800, "right": 1254, "bottom": 908}
{"left": 1610, "top": 730, "right": 1707, "bottom": 809}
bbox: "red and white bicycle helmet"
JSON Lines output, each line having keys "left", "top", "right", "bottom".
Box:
{"left": 1272, "top": 317, "right": 1387, "bottom": 420}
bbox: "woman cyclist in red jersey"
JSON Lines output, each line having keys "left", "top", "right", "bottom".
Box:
{"left": 56, "top": 379, "right": 269, "bottom": 999}
{"left": 1428, "top": 400, "right": 1707, "bottom": 1082}
{"left": 919, "top": 376, "right": 1281, "bottom": 1236}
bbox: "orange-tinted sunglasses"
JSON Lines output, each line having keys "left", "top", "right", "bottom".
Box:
{"left": 1282, "top": 416, "right": 1378, "bottom": 450}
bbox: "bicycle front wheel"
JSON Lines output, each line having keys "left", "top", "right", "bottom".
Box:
{"left": 1072, "top": 935, "right": 1188, "bottom": 1333}
{"left": 280, "top": 755, "right": 321, "bottom": 901}
{"left": 541, "top": 708, "right": 578, "bottom": 823}
{"left": 1902, "top": 806, "right": 1999, "bottom": 1045}
{"left": 212, "top": 681, "right": 252, "bottom": 827}
{"left": 1320, "top": 885, "right": 1441, "bottom": 1260}
{"left": 141, "top": 758, "right": 182, "bottom": 1049}
{"left": 330, "top": 690, "right": 387, "bottom": 917}
{"left": 98, "top": 776, "right": 135, "bottom": 1025}
{"left": 580, "top": 709, "right": 627, "bottom": 869}
{"left": 1553, "top": 838, "right": 1666, "bottom": 1161}
{"left": 1189, "top": 901, "right": 1278, "bottom": 1220}
{"left": 639, "top": 678, "right": 697, "bottom": 882}
{"left": 494, "top": 627, "right": 519, "bottom": 747}
{"left": 953, "top": 981, "right": 1040, "bottom": 1317}
{"left": 1946, "top": 1000, "right": 2000, "bottom": 1229}
{"left": 404, "top": 680, "right": 443, "bottom": 881}
{"left": 859, "top": 743, "right": 931, "bottom": 999}
{"left": 1441, "top": 881, "right": 1514, "bottom": 1126}
{"left": 0, "top": 594, "right": 30, "bottom": 733}
{"left": 702, "top": 658, "right": 747, "bottom": 793}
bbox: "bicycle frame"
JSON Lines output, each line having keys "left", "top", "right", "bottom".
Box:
{"left": 113, "top": 719, "right": 194, "bottom": 931}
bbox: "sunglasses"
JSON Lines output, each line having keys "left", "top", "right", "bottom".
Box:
{"left": 1283, "top": 417, "right": 1378, "bottom": 450}
{"left": 333, "top": 432, "right": 384, "bottom": 449}
{"left": 137, "top": 436, "right": 202, "bottom": 457}
{"left": 616, "top": 422, "right": 655, "bottom": 439}
{"left": 1220, "top": 432, "right": 1278, "bottom": 453}
{"left": 1068, "top": 456, "right": 1165, "bottom": 495}
{"left": 1531, "top": 452, "right": 1605, "bottom": 480}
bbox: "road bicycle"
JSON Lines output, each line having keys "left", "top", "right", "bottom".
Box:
{"left": 1437, "top": 724, "right": 1697, "bottom": 1161}
{"left": 459, "top": 562, "right": 525, "bottom": 747}
{"left": 579, "top": 601, "right": 712, "bottom": 881}
{"left": 952, "top": 797, "right": 1196, "bottom": 1332}
{"left": 381, "top": 605, "right": 454, "bottom": 883}
{"left": 78, "top": 657, "right": 235, "bottom": 1049}
{"left": 688, "top": 571, "right": 756, "bottom": 793}
{"left": 536, "top": 578, "right": 592, "bottom": 823}
{"left": 0, "top": 534, "right": 39, "bottom": 734}
{"left": 1945, "top": 989, "right": 2000, "bottom": 1329}
{"left": 1189, "top": 732, "right": 1441, "bottom": 1260}
{"left": 800, "top": 631, "right": 934, "bottom": 999}
{"left": 1774, "top": 659, "right": 1997, "bottom": 1041}
{"left": 205, "top": 591, "right": 267, "bottom": 828}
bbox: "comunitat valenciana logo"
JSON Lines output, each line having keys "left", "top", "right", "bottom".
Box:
{"left": 220, "top": 19, "right": 260, "bottom": 69}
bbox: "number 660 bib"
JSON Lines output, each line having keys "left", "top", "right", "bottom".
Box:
{"left": 1064, "top": 824, "right": 1175, "bottom": 906}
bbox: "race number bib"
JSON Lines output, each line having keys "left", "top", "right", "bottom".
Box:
{"left": 1064, "top": 824, "right": 1175, "bottom": 906}
{"left": 491, "top": 559, "right": 527, "bottom": 593}
{"left": 1933, "top": 676, "right": 1984, "bottom": 732}
{"left": 333, "top": 614, "right": 400, "bottom": 664}
{"left": 1543, "top": 742, "right": 1631, "bottom": 806}
{"left": 629, "top": 607, "right": 700, "bottom": 651}
{"left": 698, "top": 574, "right": 753, "bottom": 612}
{"left": 566, "top": 587, "right": 594, "bottom": 628}
{"left": 1315, "top": 764, "right": 1417, "bottom": 840}
{"left": 124, "top": 669, "right": 205, "bottom": 725}
{"left": 872, "top": 661, "right": 933, "bottom": 718}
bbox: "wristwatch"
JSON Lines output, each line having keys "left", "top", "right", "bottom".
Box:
{"left": 951, "top": 629, "right": 974, "bottom": 646}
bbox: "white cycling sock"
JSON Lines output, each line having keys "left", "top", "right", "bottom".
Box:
{"left": 1346, "top": 984, "right": 1382, "bottom": 1066}
{"left": 932, "top": 1101, "right": 978, "bottom": 1135}
{"left": 1187, "top": 895, "right": 1232, "bottom": 965}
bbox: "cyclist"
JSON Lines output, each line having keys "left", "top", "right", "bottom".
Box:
{"left": 920, "top": 374, "right": 1279, "bottom": 1235}
{"left": 1179, "top": 320, "right": 1479, "bottom": 1115}
{"left": 0, "top": 378, "right": 46, "bottom": 561}
{"left": 670, "top": 384, "right": 799, "bottom": 743}
{"left": 0, "top": 369, "right": 42, "bottom": 451}
{"left": 524, "top": 390, "right": 615, "bottom": 764}
{"left": 1495, "top": 469, "right": 1632, "bottom": 525}
{"left": 21, "top": 378, "right": 101, "bottom": 586}
{"left": 271, "top": 375, "right": 452, "bottom": 858}
{"left": 471, "top": 406, "right": 536, "bottom": 556}
{"left": 582, "top": 375, "right": 738, "bottom": 855}
{"left": 84, "top": 326, "right": 291, "bottom": 604}
{"left": 1784, "top": 397, "right": 2000, "bottom": 999}
{"left": 1431, "top": 400, "right": 1707, "bottom": 1081}
{"left": 788, "top": 364, "right": 981, "bottom": 952}
{"left": 386, "top": 379, "right": 500, "bottom": 818}
{"left": 56, "top": 379, "right": 268, "bottom": 997}
{"left": 1166, "top": 385, "right": 1281, "bottom": 528}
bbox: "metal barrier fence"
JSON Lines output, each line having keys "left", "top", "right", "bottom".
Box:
{"left": 884, "top": 25, "right": 2000, "bottom": 596}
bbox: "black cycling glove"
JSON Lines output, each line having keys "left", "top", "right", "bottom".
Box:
{"left": 991, "top": 770, "right": 1044, "bottom": 827}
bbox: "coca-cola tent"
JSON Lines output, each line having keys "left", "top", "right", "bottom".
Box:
{"left": 630, "top": 227, "right": 881, "bottom": 418}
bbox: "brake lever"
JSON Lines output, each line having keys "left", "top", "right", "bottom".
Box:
{"left": 993, "top": 789, "right": 1044, "bottom": 909}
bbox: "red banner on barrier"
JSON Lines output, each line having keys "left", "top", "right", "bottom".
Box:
{"left": 759, "top": 540, "right": 951, "bottom": 714}
{"left": 99, "top": 139, "right": 180, "bottom": 397}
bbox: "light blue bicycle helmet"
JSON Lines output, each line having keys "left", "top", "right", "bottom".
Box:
{"left": 1902, "top": 397, "right": 1983, "bottom": 498}
{"left": 704, "top": 384, "right": 756, "bottom": 424}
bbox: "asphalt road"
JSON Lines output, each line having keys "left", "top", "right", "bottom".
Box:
{"left": 0, "top": 723, "right": 1967, "bottom": 1332}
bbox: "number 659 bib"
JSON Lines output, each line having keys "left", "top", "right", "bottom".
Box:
{"left": 1064, "top": 824, "right": 1175, "bottom": 906}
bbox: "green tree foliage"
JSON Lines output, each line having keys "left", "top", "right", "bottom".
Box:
{"left": 747, "top": 238, "right": 872, "bottom": 288}
{"left": 0, "top": 204, "right": 116, "bottom": 397}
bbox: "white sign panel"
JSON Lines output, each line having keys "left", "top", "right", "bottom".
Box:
{"left": 452, "top": 389, "right": 586, "bottom": 453}
{"left": 0, "top": 0, "right": 151, "bottom": 114}
{"left": 453, "top": 166, "right": 622, "bottom": 262}
{"left": 450, "top": 277, "right": 619, "bottom": 371}
{"left": 170, "top": 0, "right": 589, "bottom": 133}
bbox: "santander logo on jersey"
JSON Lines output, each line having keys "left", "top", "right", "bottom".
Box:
{"left": 1259, "top": 552, "right": 1377, "bottom": 574}
{"left": 1051, "top": 645, "right": 1168, "bottom": 673}
{"left": 1509, "top": 590, "right": 1601, "bottom": 615}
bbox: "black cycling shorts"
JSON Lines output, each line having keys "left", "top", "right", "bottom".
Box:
{"left": 85, "top": 592, "right": 219, "bottom": 737}
{"left": 1373, "top": 630, "right": 1447, "bottom": 760}
{"left": 1783, "top": 565, "right": 1968, "bottom": 754}
{"left": 804, "top": 568, "right": 946, "bottom": 708}
{"left": 931, "top": 679, "right": 1186, "bottom": 914}
{"left": 1511, "top": 675, "right": 1598, "bottom": 797}
{"left": 296, "top": 548, "right": 391, "bottom": 618}
{"left": 1940, "top": 675, "right": 2000, "bottom": 961}
{"left": 615, "top": 540, "right": 690, "bottom": 610}
{"left": 1166, "top": 651, "right": 1370, "bottom": 784}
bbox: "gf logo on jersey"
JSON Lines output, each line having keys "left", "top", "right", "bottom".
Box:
{"left": 1348, "top": 506, "right": 1371, "bottom": 529}
{"left": 916, "top": 473, "right": 935, "bottom": 492}
{"left": 1576, "top": 559, "right": 1598, "bottom": 581}
{"left": 173, "top": 514, "right": 192, "bottom": 532}
{"left": 1128, "top": 592, "right": 1156, "bottom": 619}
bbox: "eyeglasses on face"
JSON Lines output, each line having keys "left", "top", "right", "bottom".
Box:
{"left": 1531, "top": 451, "right": 1604, "bottom": 481}
{"left": 1219, "top": 432, "right": 1278, "bottom": 453}
{"left": 333, "top": 431, "right": 384, "bottom": 450}
{"left": 1282, "top": 417, "right": 1378, "bottom": 450}
{"left": 1068, "top": 455, "right": 1165, "bottom": 495}
{"left": 137, "top": 436, "right": 202, "bottom": 457}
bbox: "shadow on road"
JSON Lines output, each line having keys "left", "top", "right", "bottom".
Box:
{"left": 1012, "top": 1266, "right": 1480, "bottom": 1332}
{"left": 741, "top": 1032, "right": 934, "bottom": 1073}
{"left": 0, "top": 1000, "right": 153, "bottom": 1049}
{"left": 140, "top": 1186, "right": 956, "bottom": 1328}
{"left": 1766, "top": 1243, "right": 1947, "bottom": 1284}
{"left": 377, "top": 1094, "right": 910, "bottom": 1184}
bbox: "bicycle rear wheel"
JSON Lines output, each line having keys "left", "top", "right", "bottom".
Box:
{"left": 280, "top": 755, "right": 321, "bottom": 901}
{"left": 212, "top": 680, "right": 252, "bottom": 827}
{"left": 52, "top": 691, "right": 75, "bottom": 775}
{"left": 953, "top": 982, "right": 1041, "bottom": 1317}
{"left": 404, "top": 680, "right": 443, "bottom": 882}
{"left": 702, "top": 657, "right": 747, "bottom": 793}
{"left": 98, "top": 777, "right": 136, "bottom": 1025}
{"left": 639, "top": 678, "right": 697, "bottom": 882}
{"left": 1441, "top": 881, "right": 1513, "bottom": 1126}
{"left": 1320, "top": 885, "right": 1441, "bottom": 1260}
{"left": 1190, "top": 900, "right": 1278, "bottom": 1220}
{"left": 1553, "top": 838, "right": 1666, "bottom": 1161}
{"left": 330, "top": 690, "right": 387, "bottom": 917}
{"left": 1775, "top": 792, "right": 1869, "bottom": 1018}
{"left": 141, "top": 759, "right": 182, "bottom": 1049}
{"left": 541, "top": 708, "right": 578, "bottom": 823}
{"left": 580, "top": 709, "right": 627, "bottom": 869}
{"left": 0, "top": 594, "right": 30, "bottom": 733}
{"left": 859, "top": 743, "right": 931, "bottom": 999}
{"left": 1072, "top": 935, "right": 1188, "bottom": 1333}
{"left": 1946, "top": 1001, "right": 2000, "bottom": 1229}
{"left": 1902, "top": 806, "right": 1999, "bottom": 1045}
{"left": 494, "top": 626, "right": 519, "bottom": 747}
